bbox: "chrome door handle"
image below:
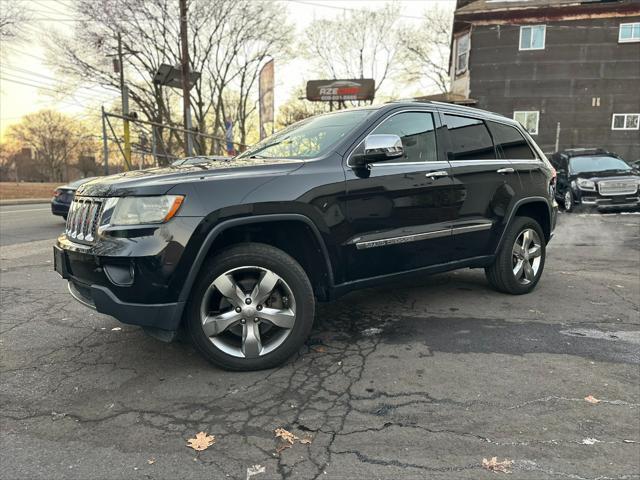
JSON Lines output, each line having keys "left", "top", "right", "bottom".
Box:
{"left": 497, "top": 167, "right": 515, "bottom": 174}
{"left": 425, "top": 170, "right": 448, "bottom": 179}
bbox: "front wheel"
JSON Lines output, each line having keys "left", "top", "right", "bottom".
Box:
{"left": 563, "top": 190, "right": 573, "bottom": 212}
{"left": 185, "top": 243, "right": 315, "bottom": 371}
{"left": 485, "top": 216, "right": 546, "bottom": 295}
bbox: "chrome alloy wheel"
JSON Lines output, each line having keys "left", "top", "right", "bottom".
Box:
{"left": 200, "top": 266, "right": 296, "bottom": 358}
{"left": 564, "top": 191, "right": 572, "bottom": 211}
{"left": 512, "top": 229, "right": 542, "bottom": 285}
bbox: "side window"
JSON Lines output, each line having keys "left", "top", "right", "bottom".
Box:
{"left": 372, "top": 112, "right": 437, "bottom": 163}
{"left": 443, "top": 114, "right": 496, "bottom": 160}
{"left": 487, "top": 121, "right": 536, "bottom": 160}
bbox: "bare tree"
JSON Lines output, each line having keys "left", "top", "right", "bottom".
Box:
{"left": 6, "top": 110, "right": 95, "bottom": 182}
{"left": 398, "top": 7, "right": 453, "bottom": 94}
{"left": 277, "top": 85, "right": 330, "bottom": 128}
{"left": 47, "top": 0, "right": 290, "bottom": 159}
{"left": 0, "top": 1, "right": 30, "bottom": 41}
{"left": 302, "top": 3, "right": 401, "bottom": 97}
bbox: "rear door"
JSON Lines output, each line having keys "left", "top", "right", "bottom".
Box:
{"left": 488, "top": 121, "right": 548, "bottom": 202}
{"left": 342, "top": 109, "right": 457, "bottom": 281}
{"left": 440, "top": 113, "right": 521, "bottom": 261}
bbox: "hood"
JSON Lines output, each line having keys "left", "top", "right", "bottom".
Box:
{"left": 572, "top": 170, "right": 639, "bottom": 182}
{"left": 76, "top": 158, "right": 304, "bottom": 197}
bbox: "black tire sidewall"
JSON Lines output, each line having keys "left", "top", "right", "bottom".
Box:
{"left": 185, "top": 243, "right": 315, "bottom": 371}
{"left": 496, "top": 217, "right": 546, "bottom": 295}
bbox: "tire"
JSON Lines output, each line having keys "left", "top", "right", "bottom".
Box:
{"left": 185, "top": 243, "right": 315, "bottom": 371}
{"left": 563, "top": 190, "right": 573, "bottom": 212}
{"left": 485, "top": 216, "right": 546, "bottom": 295}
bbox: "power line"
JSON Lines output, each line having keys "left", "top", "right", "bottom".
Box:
{"left": 286, "top": 0, "right": 431, "bottom": 19}
{"left": 1, "top": 65, "right": 119, "bottom": 102}
{"left": 0, "top": 75, "right": 117, "bottom": 106}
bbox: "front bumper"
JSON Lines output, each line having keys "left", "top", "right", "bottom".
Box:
{"left": 51, "top": 198, "right": 70, "bottom": 216}
{"left": 578, "top": 193, "right": 639, "bottom": 210}
{"left": 54, "top": 215, "right": 203, "bottom": 331}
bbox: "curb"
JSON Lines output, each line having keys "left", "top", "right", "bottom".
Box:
{"left": 0, "top": 198, "right": 51, "bottom": 206}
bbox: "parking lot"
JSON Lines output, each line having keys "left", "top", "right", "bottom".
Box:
{"left": 1, "top": 206, "right": 638, "bottom": 479}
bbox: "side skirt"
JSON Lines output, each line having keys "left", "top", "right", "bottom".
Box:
{"left": 328, "top": 255, "right": 495, "bottom": 300}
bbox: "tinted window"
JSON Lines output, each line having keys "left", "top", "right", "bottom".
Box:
{"left": 487, "top": 121, "right": 536, "bottom": 159}
{"left": 444, "top": 114, "right": 495, "bottom": 160}
{"left": 372, "top": 112, "right": 437, "bottom": 163}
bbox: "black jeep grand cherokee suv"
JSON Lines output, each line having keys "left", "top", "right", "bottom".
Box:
{"left": 54, "top": 101, "right": 557, "bottom": 370}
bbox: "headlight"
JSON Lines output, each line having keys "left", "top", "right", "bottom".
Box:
{"left": 110, "top": 195, "right": 184, "bottom": 225}
{"left": 576, "top": 178, "right": 596, "bottom": 191}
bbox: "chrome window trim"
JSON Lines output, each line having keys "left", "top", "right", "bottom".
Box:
{"left": 346, "top": 108, "right": 439, "bottom": 168}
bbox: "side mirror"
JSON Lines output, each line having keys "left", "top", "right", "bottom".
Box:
{"left": 352, "top": 134, "right": 404, "bottom": 168}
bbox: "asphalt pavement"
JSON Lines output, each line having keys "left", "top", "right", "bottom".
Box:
{"left": 0, "top": 210, "right": 638, "bottom": 479}
{"left": 0, "top": 203, "right": 65, "bottom": 246}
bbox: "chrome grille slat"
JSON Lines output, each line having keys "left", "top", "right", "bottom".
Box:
{"left": 65, "top": 197, "right": 104, "bottom": 244}
{"left": 598, "top": 180, "right": 638, "bottom": 196}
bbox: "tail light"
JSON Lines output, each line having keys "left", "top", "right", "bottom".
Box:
{"left": 549, "top": 167, "right": 557, "bottom": 196}
{"left": 53, "top": 188, "right": 62, "bottom": 197}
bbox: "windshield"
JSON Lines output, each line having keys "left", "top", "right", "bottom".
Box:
{"left": 569, "top": 155, "right": 631, "bottom": 174}
{"left": 237, "top": 109, "right": 374, "bottom": 160}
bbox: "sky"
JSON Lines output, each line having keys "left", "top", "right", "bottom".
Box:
{"left": 0, "top": 0, "right": 455, "bottom": 138}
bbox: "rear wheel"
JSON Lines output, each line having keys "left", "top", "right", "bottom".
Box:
{"left": 485, "top": 216, "right": 546, "bottom": 295}
{"left": 186, "top": 243, "right": 315, "bottom": 371}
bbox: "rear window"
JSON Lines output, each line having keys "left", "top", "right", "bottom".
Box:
{"left": 444, "top": 114, "right": 496, "bottom": 160}
{"left": 487, "top": 121, "right": 536, "bottom": 160}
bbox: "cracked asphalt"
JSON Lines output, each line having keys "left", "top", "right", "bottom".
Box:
{"left": 1, "top": 210, "right": 639, "bottom": 480}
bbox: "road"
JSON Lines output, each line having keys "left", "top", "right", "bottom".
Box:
{"left": 0, "top": 203, "right": 65, "bottom": 246}
{"left": 1, "top": 211, "right": 638, "bottom": 479}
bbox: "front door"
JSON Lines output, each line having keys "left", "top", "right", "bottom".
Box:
{"left": 441, "top": 113, "right": 522, "bottom": 261}
{"left": 342, "top": 110, "right": 457, "bottom": 281}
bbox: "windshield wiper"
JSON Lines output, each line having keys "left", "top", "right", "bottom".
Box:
{"left": 241, "top": 138, "right": 291, "bottom": 159}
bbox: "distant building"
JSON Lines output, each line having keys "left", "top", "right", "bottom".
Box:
{"left": 449, "top": 0, "right": 640, "bottom": 160}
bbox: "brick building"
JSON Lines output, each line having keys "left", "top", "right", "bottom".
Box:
{"left": 449, "top": 0, "right": 640, "bottom": 160}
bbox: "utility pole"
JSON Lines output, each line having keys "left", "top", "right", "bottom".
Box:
{"left": 101, "top": 106, "right": 109, "bottom": 175}
{"left": 179, "top": 0, "right": 193, "bottom": 156}
{"left": 117, "top": 32, "right": 132, "bottom": 170}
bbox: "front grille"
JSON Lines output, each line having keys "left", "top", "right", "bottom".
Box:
{"left": 598, "top": 180, "right": 638, "bottom": 196}
{"left": 65, "top": 197, "right": 104, "bottom": 243}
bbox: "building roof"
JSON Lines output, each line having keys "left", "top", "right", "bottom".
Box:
{"left": 456, "top": 0, "right": 632, "bottom": 15}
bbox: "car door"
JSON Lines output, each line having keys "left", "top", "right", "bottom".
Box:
{"left": 441, "top": 113, "right": 521, "bottom": 261}
{"left": 342, "top": 109, "right": 457, "bottom": 281}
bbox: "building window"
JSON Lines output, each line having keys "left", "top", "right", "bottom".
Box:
{"left": 455, "top": 33, "right": 470, "bottom": 74}
{"left": 519, "top": 25, "right": 546, "bottom": 50}
{"left": 514, "top": 111, "right": 539, "bottom": 135}
{"left": 611, "top": 113, "right": 640, "bottom": 130}
{"left": 619, "top": 23, "right": 640, "bottom": 43}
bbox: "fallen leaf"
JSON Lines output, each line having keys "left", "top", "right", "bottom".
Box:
{"left": 274, "top": 427, "right": 298, "bottom": 444}
{"left": 147, "top": 458, "right": 155, "bottom": 465}
{"left": 187, "top": 431, "right": 216, "bottom": 451}
{"left": 312, "top": 345, "right": 326, "bottom": 353}
{"left": 246, "top": 464, "right": 266, "bottom": 479}
{"left": 584, "top": 395, "right": 600, "bottom": 404}
{"left": 482, "top": 457, "right": 513, "bottom": 473}
{"left": 300, "top": 436, "right": 313, "bottom": 444}
{"left": 275, "top": 443, "right": 292, "bottom": 454}
{"left": 582, "top": 438, "right": 600, "bottom": 445}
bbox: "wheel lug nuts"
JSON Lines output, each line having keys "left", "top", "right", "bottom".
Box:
{"left": 235, "top": 307, "right": 242, "bottom": 313}
{"left": 245, "top": 298, "right": 252, "bottom": 305}
{"left": 240, "top": 318, "right": 246, "bottom": 324}
{"left": 254, "top": 317, "right": 259, "bottom": 323}
{"left": 256, "top": 305, "right": 262, "bottom": 311}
